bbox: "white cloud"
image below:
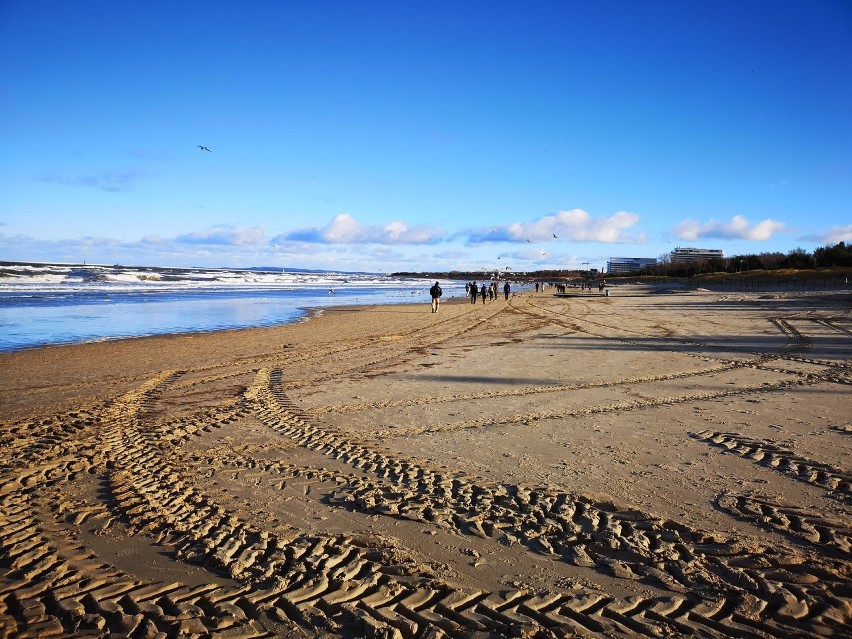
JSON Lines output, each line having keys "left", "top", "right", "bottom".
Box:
{"left": 799, "top": 225, "right": 852, "bottom": 244}
{"left": 670, "top": 215, "right": 787, "bottom": 241}
{"left": 279, "top": 213, "right": 445, "bottom": 245}
{"left": 468, "top": 209, "right": 644, "bottom": 244}
{"left": 323, "top": 214, "right": 363, "bottom": 242}
{"left": 175, "top": 225, "right": 267, "bottom": 246}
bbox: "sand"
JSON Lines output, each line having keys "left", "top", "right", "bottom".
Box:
{"left": 1, "top": 284, "right": 850, "bottom": 638}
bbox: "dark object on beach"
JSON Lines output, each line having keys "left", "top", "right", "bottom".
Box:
{"left": 430, "top": 281, "right": 442, "bottom": 313}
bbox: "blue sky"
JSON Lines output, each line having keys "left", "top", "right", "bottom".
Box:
{"left": 1, "top": 0, "right": 850, "bottom": 273}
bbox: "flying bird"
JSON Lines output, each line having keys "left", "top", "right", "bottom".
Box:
{"left": 198, "top": 146, "right": 211, "bottom": 152}
{"left": 526, "top": 239, "right": 531, "bottom": 243}
{"left": 552, "top": 233, "right": 558, "bottom": 238}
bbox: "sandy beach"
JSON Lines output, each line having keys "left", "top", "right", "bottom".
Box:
{"left": 1, "top": 284, "right": 850, "bottom": 638}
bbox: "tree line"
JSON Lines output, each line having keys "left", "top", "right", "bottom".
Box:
{"left": 643, "top": 241, "right": 851, "bottom": 278}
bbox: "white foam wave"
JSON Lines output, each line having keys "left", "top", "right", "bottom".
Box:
{"left": 0, "top": 262, "right": 435, "bottom": 294}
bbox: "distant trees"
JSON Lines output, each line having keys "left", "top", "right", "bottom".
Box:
{"left": 814, "top": 241, "right": 852, "bottom": 267}
{"left": 707, "top": 256, "right": 727, "bottom": 273}
{"left": 757, "top": 252, "right": 785, "bottom": 270}
{"left": 713, "top": 242, "right": 849, "bottom": 275}
{"left": 729, "top": 252, "right": 783, "bottom": 272}
{"left": 732, "top": 244, "right": 850, "bottom": 270}
{"left": 780, "top": 248, "right": 814, "bottom": 270}
{"left": 622, "top": 242, "right": 849, "bottom": 278}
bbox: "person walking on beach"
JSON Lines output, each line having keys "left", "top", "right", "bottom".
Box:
{"left": 470, "top": 281, "right": 478, "bottom": 304}
{"left": 504, "top": 281, "right": 511, "bottom": 300}
{"left": 429, "top": 281, "right": 442, "bottom": 313}
{"left": 480, "top": 283, "right": 488, "bottom": 304}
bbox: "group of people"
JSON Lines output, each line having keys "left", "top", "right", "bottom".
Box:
{"left": 578, "top": 280, "right": 608, "bottom": 292}
{"left": 546, "top": 281, "right": 608, "bottom": 293}
{"left": 465, "top": 280, "right": 510, "bottom": 304}
{"left": 428, "top": 280, "right": 512, "bottom": 313}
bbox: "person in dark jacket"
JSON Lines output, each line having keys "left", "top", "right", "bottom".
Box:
{"left": 429, "top": 281, "right": 442, "bottom": 313}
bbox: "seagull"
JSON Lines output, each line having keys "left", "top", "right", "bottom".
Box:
{"left": 198, "top": 145, "right": 211, "bottom": 152}
{"left": 526, "top": 238, "right": 531, "bottom": 243}
{"left": 552, "top": 233, "right": 558, "bottom": 238}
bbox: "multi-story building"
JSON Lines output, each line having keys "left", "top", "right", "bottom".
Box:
{"left": 670, "top": 247, "right": 724, "bottom": 263}
{"left": 607, "top": 257, "right": 658, "bottom": 274}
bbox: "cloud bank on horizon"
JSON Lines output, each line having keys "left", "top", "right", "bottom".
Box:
{"left": 281, "top": 214, "right": 444, "bottom": 245}
{"left": 670, "top": 215, "right": 789, "bottom": 242}
{"left": 2, "top": 209, "right": 843, "bottom": 273}
{"left": 468, "top": 210, "right": 645, "bottom": 245}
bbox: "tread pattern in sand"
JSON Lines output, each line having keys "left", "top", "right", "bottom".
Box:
{"left": 692, "top": 430, "right": 852, "bottom": 503}
{"left": 249, "top": 367, "right": 852, "bottom": 638}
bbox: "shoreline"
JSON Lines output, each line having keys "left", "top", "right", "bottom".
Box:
{"left": 0, "top": 277, "right": 852, "bottom": 353}
{"left": 0, "top": 302, "right": 325, "bottom": 355}
{"left": 1, "top": 287, "right": 850, "bottom": 638}
{"left": 0, "top": 264, "right": 466, "bottom": 353}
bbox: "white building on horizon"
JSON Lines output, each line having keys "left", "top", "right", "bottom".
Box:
{"left": 670, "top": 247, "right": 724, "bottom": 263}
{"left": 607, "top": 257, "right": 658, "bottom": 274}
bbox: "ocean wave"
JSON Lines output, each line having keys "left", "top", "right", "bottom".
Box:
{"left": 0, "top": 262, "right": 430, "bottom": 294}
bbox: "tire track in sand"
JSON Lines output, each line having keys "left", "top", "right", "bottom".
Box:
{"left": 249, "top": 367, "right": 852, "bottom": 638}
{"left": 715, "top": 491, "right": 851, "bottom": 556}
{"left": 692, "top": 430, "right": 852, "bottom": 503}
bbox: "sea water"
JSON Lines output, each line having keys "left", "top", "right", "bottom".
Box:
{"left": 0, "top": 263, "right": 467, "bottom": 352}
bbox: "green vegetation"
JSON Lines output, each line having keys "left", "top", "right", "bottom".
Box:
{"left": 645, "top": 242, "right": 851, "bottom": 278}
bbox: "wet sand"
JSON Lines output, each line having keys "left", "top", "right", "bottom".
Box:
{"left": 1, "top": 285, "right": 850, "bottom": 638}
